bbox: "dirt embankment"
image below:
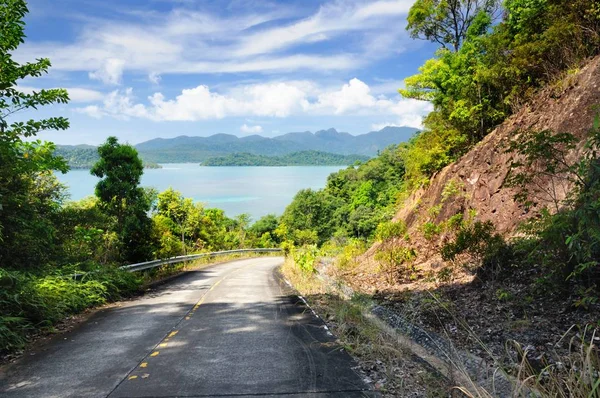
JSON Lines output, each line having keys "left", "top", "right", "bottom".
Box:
{"left": 353, "top": 55, "right": 600, "bottom": 288}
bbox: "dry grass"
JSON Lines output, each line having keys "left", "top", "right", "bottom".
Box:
{"left": 281, "top": 257, "right": 449, "bottom": 397}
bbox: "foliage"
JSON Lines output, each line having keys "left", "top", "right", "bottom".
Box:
{"left": 202, "top": 151, "right": 369, "bottom": 166}
{"left": 400, "top": 0, "right": 600, "bottom": 185}
{"left": 281, "top": 145, "right": 406, "bottom": 245}
{"left": 335, "top": 239, "right": 368, "bottom": 270}
{"left": 281, "top": 189, "right": 342, "bottom": 245}
{"left": 375, "top": 246, "right": 417, "bottom": 284}
{"left": 248, "top": 214, "right": 280, "bottom": 244}
{"left": 374, "top": 221, "right": 416, "bottom": 283}
{"left": 422, "top": 221, "right": 442, "bottom": 240}
{"left": 0, "top": 267, "right": 141, "bottom": 353}
{"left": 292, "top": 245, "right": 319, "bottom": 274}
{"left": 512, "top": 116, "right": 600, "bottom": 300}
{"left": 505, "top": 129, "right": 580, "bottom": 210}
{"left": 375, "top": 220, "right": 407, "bottom": 242}
{"left": 441, "top": 220, "right": 511, "bottom": 278}
{"left": 91, "top": 137, "right": 155, "bottom": 263}
{"left": 407, "top": 0, "right": 499, "bottom": 51}
{"left": 0, "top": 0, "right": 70, "bottom": 270}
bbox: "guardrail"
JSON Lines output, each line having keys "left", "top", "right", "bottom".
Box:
{"left": 120, "top": 248, "right": 283, "bottom": 273}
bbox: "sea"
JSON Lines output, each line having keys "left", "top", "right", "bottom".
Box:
{"left": 57, "top": 163, "right": 345, "bottom": 221}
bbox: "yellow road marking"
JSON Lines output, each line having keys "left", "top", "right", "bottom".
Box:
{"left": 141, "top": 262, "right": 260, "bottom": 369}
{"left": 128, "top": 376, "right": 138, "bottom": 380}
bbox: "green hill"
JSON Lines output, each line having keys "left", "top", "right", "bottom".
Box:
{"left": 55, "top": 145, "right": 161, "bottom": 169}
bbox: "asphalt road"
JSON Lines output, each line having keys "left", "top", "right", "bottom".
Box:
{"left": 0, "top": 257, "right": 374, "bottom": 397}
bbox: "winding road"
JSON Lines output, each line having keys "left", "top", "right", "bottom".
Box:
{"left": 0, "top": 257, "right": 374, "bottom": 397}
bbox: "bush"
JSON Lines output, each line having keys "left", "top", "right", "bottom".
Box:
{"left": 292, "top": 245, "right": 319, "bottom": 274}
{"left": 375, "top": 246, "right": 417, "bottom": 284}
{"left": 0, "top": 267, "right": 142, "bottom": 353}
{"left": 441, "top": 221, "right": 513, "bottom": 279}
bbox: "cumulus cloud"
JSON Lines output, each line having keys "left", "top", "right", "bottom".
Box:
{"left": 89, "top": 58, "right": 125, "bottom": 85}
{"left": 74, "top": 78, "right": 431, "bottom": 128}
{"left": 240, "top": 124, "right": 263, "bottom": 134}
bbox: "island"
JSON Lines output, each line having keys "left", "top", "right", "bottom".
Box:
{"left": 201, "top": 151, "right": 369, "bottom": 166}
{"left": 55, "top": 145, "right": 162, "bottom": 169}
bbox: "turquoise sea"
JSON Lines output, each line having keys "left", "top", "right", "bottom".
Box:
{"left": 57, "top": 164, "right": 344, "bottom": 221}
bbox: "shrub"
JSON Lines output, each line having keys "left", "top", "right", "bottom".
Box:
{"left": 422, "top": 221, "right": 442, "bottom": 241}
{"left": 375, "top": 221, "right": 407, "bottom": 242}
{"left": 0, "top": 267, "right": 142, "bottom": 353}
{"left": 441, "top": 221, "right": 513, "bottom": 279}
{"left": 292, "top": 245, "right": 319, "bottom": 274}
{"left": 375, "top": 246, "right": 417, "bottom": 284}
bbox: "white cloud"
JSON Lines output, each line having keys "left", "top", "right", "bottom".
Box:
{"left": 66, "top": 88, "right": 104, "bottom": 103}
{"left": 17, "top": 86, "right": 103, "bottom": 103}
{"left": 15, "top": 1, "right": 414, "bottom": 78}
{"left": 312, "top": 78, "right": 376, "bottom": 114}
{"left": 74, "top": 78, "right": 431, "bottom": 128}
{"left": 371, "top": 122, "right": 402, "bottom": 131}
{"left": 89, "top": 58, "right": 125, "bottom": 85}
{"left": 75, "top": 105, "right": 104, "bottom": 118}
{"left": 234, "top": 1, "right": 413, "bottom": 57}
{"left": 148, "top": 72, "right": 161, "bottom": 85}
{"left": 240, "top": 124, "right": 263, "bottom": 134}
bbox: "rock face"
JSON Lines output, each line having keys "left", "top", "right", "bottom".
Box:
{"left": 365, "top": 56, "right": 600, "bottom": 271}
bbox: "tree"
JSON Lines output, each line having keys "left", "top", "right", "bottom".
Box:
{"left": 91, "top": 137, "right": 154, "bottom": 262}
{"left": 156, "top": 188, "right": 194, "bottom": 254}
{"left": 407, "top": 0, "right": 498, "bottom": 51}
{"left": 281, "top": 189, "right": 341, "bottom": 245}
{"left": 0, "top": 0, "right": 70, "bottom": 268}
{"left": 249, "top": 214, "right": 280, "bottom": 244}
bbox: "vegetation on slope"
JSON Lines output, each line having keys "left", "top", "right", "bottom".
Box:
{"left": 202, "top": 151, "right": 369, "bottom": 166}
{"left": 279, "top": 144, "right": 405, "bottom": 245}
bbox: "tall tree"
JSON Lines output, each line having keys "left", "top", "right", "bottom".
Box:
{"left": 406, "top": 0, "right": 498, "bottom": 51}
{"left": 0, "top": 0, "right": 70, "bottom": 268}
{"left": 91, "top": 137, "right": 154, "bottom": 262}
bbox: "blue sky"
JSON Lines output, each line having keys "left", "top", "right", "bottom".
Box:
{"left": 16, "top": 0, "right": 437, "bottom": 145}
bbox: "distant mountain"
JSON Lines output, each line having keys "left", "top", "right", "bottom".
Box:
{"left": 136, "top": 126, "right": 417, "bottom": 163}
{"left": 202, "top": 151, "right": 370, "bottom": 166}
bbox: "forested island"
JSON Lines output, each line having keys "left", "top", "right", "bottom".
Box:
{"left": 201, "top": 151, "right": 369, "bottom": 166}
{"left": 55, "top": 145, "right": 162, "bottom": 169}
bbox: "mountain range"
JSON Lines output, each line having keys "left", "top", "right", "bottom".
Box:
{"left": 56, "top": 126, "right": 418, "bottom": 166}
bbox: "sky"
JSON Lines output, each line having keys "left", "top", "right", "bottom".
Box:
{"left": 15, "top": 0, "right": 437, "bottom": 145}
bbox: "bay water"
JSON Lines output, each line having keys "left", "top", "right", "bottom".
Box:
{"left": 57, "top": 164, "right": 344, "bottom": 221}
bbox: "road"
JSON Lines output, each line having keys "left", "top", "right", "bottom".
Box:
{"left": 0, "top": 257, "right": 374, "bottom": 397}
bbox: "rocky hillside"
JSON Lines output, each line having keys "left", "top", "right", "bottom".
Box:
{"left": 361, "top": 55, "right": 600, "bottom": 279}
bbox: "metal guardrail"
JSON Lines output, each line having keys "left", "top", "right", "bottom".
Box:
{"left": 120, "top": 248, "right": 283, "bottom": 273}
